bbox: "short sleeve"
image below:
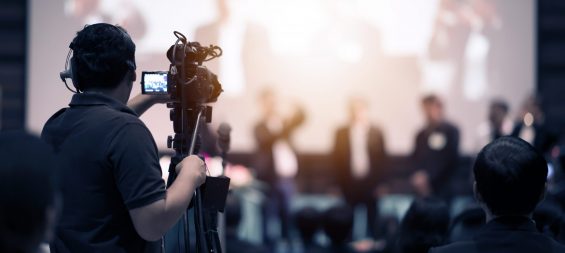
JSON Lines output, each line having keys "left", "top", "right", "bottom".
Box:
{"left": 107, "top": 123, "right": 166, "bottom": 210}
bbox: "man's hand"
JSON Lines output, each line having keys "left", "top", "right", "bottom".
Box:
{"left": 176, "top": 155, "right": 207, "bottom": 188}
{"left": 127, "top": 94, "right": 171, "bottom": 116}
{"left": 147, "top": 94, "right": 171, "bottom": 104}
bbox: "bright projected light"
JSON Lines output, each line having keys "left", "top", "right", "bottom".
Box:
{"left": 28, "top": 0, "right": 535, "bottom": 154}
{"left": 264, "top": 0, "right": 330, "bottom": 55}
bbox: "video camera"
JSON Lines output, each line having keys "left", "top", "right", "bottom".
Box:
{"left": 143, "top": 31, "right": 229, "bottom": 253}
{"left": 141, "top": 31, "right": 222, "bottom": 103}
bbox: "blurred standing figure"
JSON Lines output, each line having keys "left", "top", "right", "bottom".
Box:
{"left": 512, "top": 95, "right": 550, "bottom": 152}
{"left": 475, "top": 99, "right": 513, "bottom": 151}
{"left": 254, "top": 88, "right": 305, "bottom": 243}
{"left": 411, "top": 95, "right": 459, "bottom": 199}
{"left": 333, "top": 98, "right": 387, "bottom": 238}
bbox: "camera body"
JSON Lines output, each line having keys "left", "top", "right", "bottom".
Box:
{"left": 140, "top": 64, "right": 221, "bottom": 103}
{"left": 142, "top": 32, "right": 224, "bottom": 154}
{"left": 141, "top": 33, "right": 223, "bottom": 107}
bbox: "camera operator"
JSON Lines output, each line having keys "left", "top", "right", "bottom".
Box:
{"left": 41, "top": 23, "right": 206, "bottom": 253}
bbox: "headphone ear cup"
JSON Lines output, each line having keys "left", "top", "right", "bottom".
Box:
{"left": 69, "top": 56, "right": 81, "bottom": 92}
{"left": 60, "top": 48, "right": 80, "bottom": 93}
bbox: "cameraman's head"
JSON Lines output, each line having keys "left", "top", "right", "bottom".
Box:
{"left": 70, "top": 23, "right": 136, "bottom": 102}
{"left": 473, "top": 136, "right": 547, "bottom": 219}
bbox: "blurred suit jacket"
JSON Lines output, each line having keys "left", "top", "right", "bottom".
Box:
{"left": 253, "top": 112, "right": 304, "bottom": 185}
{"left": 412, "top": 121, "right": 459, "bottom": 197}
{"left": 429, "top": 216, "right": 565, "bottom": 253}
{"left": 333, "top": 125, "right": 387, "bottom": 203}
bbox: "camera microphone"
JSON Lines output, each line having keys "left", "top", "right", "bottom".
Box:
{"left": 60, "top": 70, "right": 71, "bottom": 82}
{"left": 217, "top": 123, "right": 231, "bottom": 153}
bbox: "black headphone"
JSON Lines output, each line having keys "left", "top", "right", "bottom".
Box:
{"left": 59, "top": 24, "right": 136, "bottom": 93}
{"left": 59, "top": 44, "right": 78, "bottom": 93}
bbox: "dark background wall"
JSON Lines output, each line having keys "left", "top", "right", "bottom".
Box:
{"left": 0, "top": 0, "right": 27, "bottom": 130}
{"left": 538, "top": 0, "right": 565, "bottom": 139}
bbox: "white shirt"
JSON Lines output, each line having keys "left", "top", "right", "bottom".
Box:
{"left": 349, "top": 123, "right": 370, "bottom": 179}
{"left": 267, "top": 117, "right": 298, "bottom": 178}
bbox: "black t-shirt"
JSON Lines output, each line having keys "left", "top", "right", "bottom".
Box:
{"left": 41, "top": 93, "right": 166, "bottom": 253}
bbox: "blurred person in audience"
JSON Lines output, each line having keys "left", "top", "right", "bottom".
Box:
{"left": 224, "top": 193, "right": 267, "bottom": 253}
{"left": 475, "top": 99, "right": 513, "bottom": 151}
{"left": 448, "top": 206, "right": 485, "bottom": 243}
{"left": 323, "top": 204, "right": 357, "bottom": 253}
{"left": 430, "top": 137, "right": 565, "bottom": 253}
{"left": 0, "top": 132, "right": 59, "bottom": 253}
{"left": 374, "top": 216, "right": 400, "bottom": 252}
{"left": 533, "top": 198, "right": 563, "bottom": 240}
{"left": 333, "top": 98, "right": 388, "bottom": 238}
{"left": 391, "top": 198, "right": 449, "bottom": 253}
{"left": 549, "top": 139, "right": 565, "bottom": 210}
{"left": 511, "top": 95, "right": 551, "bottom": 152}
{"left": 411, "top": 95, "right": 460, "bottom": 199}
{"left": 555, "top": 215, "right": 565, "bottom": 245}
{"left": 295, "top": 207, "right": 325, "bottom": 253}
{"left": 253, "top": 88, "right": 305, "bottom": 243}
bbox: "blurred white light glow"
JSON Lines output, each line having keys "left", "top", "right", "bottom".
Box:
{"left": 337, "top": 41, "right": 363, "bottom": 63}
{"left": 159, "top": 155, "right": 171, "bottom": 183}
{"left": 524, "top": 112, "right": 534, "bottom": 127}
{"left": 264, "top": 0, "right": 330, "bottom": 55}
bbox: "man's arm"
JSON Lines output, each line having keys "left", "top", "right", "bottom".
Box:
{"left": 254, "top": 123, "right": 276, "bottom": 149}
{"left": 254, "top": 107, "right": 306, "bottom": 148}
{"left": 127, "top": 94, "right": 170, "bottom": 116}
{"left": 108, "top": 123, "right": 205, "bottom": 242}
{"left": 129, "top": 155, "right": 206, "bottom": 241}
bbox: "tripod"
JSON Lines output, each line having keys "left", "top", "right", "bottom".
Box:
{"left": 165, "top": 105, "right": 228, "bottom": 253}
